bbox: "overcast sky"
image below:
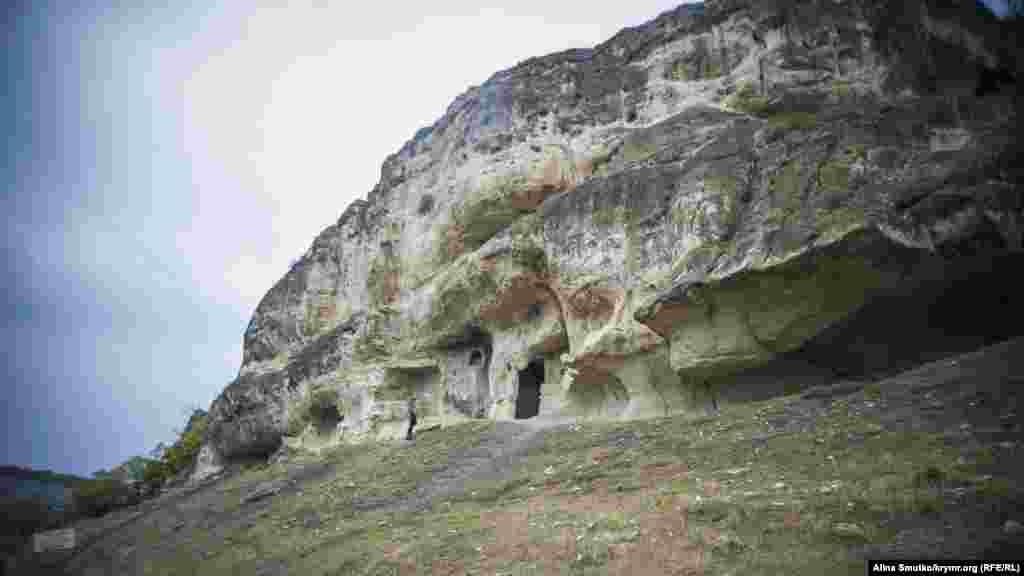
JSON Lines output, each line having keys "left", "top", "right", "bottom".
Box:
{"left": 1, "top": 0, "right": 1012, "bottom": 478}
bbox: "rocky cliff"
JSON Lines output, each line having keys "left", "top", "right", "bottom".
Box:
{"left": 194, "top": 0, "right": 1021, "bottom": 481}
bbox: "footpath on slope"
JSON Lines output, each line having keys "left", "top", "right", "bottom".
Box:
{"left": 15, "top": 337, "right": 1024, "bottom": 575}
{"left": 354, "top": 415, "right": 580, "bottom": 515}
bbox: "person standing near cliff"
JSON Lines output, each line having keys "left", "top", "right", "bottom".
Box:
{"left": 406, "top": 397, "right": 417, "bottom": 441}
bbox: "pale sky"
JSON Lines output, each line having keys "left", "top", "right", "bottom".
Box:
{"left": 1, "top": 0, "right": 700, "bottom": 477}
{"left": 1, "top": 0, "right": 1011, "bottom": 477}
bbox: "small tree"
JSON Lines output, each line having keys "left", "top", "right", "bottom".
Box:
{"left": 1008, "top": 0, "right": 1023, "bottom": 17}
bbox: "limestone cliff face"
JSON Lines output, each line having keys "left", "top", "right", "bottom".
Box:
{"left": 195, "top": 0, "right": 1021, "bottom": 479}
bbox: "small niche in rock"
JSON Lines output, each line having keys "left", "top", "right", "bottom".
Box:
{"left": 526, "top": 302, "right": 543, "bottom": 321}
{"left": 311, "top": 402, "right": 342, "bottom": 436}
{"left": 417, "top": 194, "right": 435, "bottom": 215}
{"left": 515, "top": 359, "right": 544, "bottom": 419}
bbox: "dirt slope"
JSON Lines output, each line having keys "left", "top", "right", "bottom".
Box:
{"left": 11, "top": 337, "right": 1023, "bottom": 575}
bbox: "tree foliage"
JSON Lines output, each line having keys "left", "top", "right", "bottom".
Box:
{"left": 136, "top": 410, "right": 211, "bottom": 492}
{"left": 74, "top": 478, "right": 140, "bottom": 519}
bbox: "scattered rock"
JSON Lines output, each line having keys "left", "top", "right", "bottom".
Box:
{"left": 832, "top": 522, "right": 868, "bottom": 540}
{"left": 242, "top": 480, "right": 288, "bottom": 504}
{"left": 1003, "top": 520, "right": 1023, "bottom": 535}
{"left": 302, "top": 510, "right": 322, "bottom": 530}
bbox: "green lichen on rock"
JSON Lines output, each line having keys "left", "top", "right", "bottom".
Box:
{"left": 285, "top": 386, "right": 341, "bottom": 437}
{"left": 767, "top": 111, "right": 817, "bottom": 131}
{"left": 816, "top": 160, "right": 851, "bottom": 197}
{"left": 846, "top": 143, "right": 867, "bottom": 162}
{"left": 354, "top": 309, "right": 397, "bottom": 361}
{"left": 669, "top": 240, "right": 726, "bottom": 281}
{"left": 830, "top": 79, "right": 853, "bottom": 99}
{"left": 622, "top": 135, "right": 659, "bottom": 164}
{"left": 588, "top": 144, "right": 614, "bottom": 177}
{"left": 458, "top": 179, "right": 523, "bottom": 247}
{"left": 704, "top": 175, "right": 740, "bottom": 240}
{"left": 366, "top": 255, "right": 399, "bottom": 309}
{"left": 302, "top": 288, "right": 338, "bottom": 337}
{"left": 593, "top": 205, "right": 628, "bottom": 228}
{"left": 670, "top": 202, "right": 697, "bottom": 231}
{"left": 665, "top": 60, "right": 688, "bottom": 81}
{"left": 509, "top": 210, "right": 544, "bottom": 240}
{"left": 660, "top": 237, "right": 893, "bottom": 378}
{"left": 725, "top": 81, "right": 770, "bottom": 115}
{"left": 771, "top": 160, "right": 804, "bottom": 215}
{"left": 814, "top": 206, "right": 867, "bottom": 242}
{"left": 436, "top": 173, "right": 532, "bottom": 265}
{"left": 425, "top": 261, "right": 500, "bottom": 339}
{"left": 512, "top": 242, "right": 548, "bottom": 276}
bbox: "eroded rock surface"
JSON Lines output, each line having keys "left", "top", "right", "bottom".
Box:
{"left": 196, "top": 0, "right": 1022, "bottom": 475}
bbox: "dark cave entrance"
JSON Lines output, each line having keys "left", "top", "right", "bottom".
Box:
{"left": 515, "top": 359, "right": 544, "bottom": 419}
{"left": 716, "top": 252, "right": 1024, "bottom": 404}
{"left": 311, "top": 402, "right": 342, "bottom": 436}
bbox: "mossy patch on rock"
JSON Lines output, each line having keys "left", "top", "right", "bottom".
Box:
{"left": 767, "top": 112, "right": 818, "bottom": 131}
{"left": 771, "top": 160, "right": 804, "bottom": 216}
{"left": 622, "top": 136, "right": 659, "bottom": 164}
{"left": 814, "top": 206, "right": 867, "bottom": 243}
{"left": 286, "top": 387, "right": 341, "bottom": 437}
{"left": 816, "top": 160, "right": 852, "bottom": 197}
{"left": 725, "top": 81, "right": 770, "bottom": 115}
{"left": 588, "top": 145, "right": 614, "bottom": 177}
{"left": 436, "top": 151, "right": 573, "bottom": 267}
{"left": 353, "top": 309, "right": 397, "bottom": 361}
{"left": 830, "top": 79, "right": 853, "bottom": 100}
{"left": 593, "top": 205, "right": 628, "bottom": 228}
{"left": 703, "top": 175, "right": 740, "bottom": 241}
{"left": 301, "top": 289, "right": 338, "bottom": 338}
{"left": 670, "top": 242, "right": 726, "bottom": 281}
{"left": 366, "top": 255, "right": 400, "bottom": 309}
{"left": 436, "top": 175, "right": 527, "bottom": 265}
{"left": 665, "top": 59, "right": 689, "bottom": 81}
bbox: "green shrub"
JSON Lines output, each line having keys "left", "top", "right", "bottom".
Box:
{"left": 163, "top": 414, "right": 208, "bottom": 477}
{"left": 74, "top": 478, "right": 139, "bottom": 518}
{"left": 142, "top": 459, "right": 169, "bottom": 486}
{"left": 136, "top": 411, "right": 210, "bottom": 489}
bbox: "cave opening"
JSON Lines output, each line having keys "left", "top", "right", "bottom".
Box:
{"left": 716, "top": 252, "right": 1024, "bottom": 404}
{"left": 515, "top": 359, "right": 544, "bottom": 419}
{"left": 311, "top": 401, "right": 342, "bottom": 436}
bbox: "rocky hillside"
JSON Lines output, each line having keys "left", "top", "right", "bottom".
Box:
{"left": 20, "top": 337, "right": 1024, "bottom": 575}
{"left": 194, "top": 0, "right": 1021, "bottom": 481}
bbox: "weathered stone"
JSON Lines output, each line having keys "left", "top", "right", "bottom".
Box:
{"left": 831, "top": 522, "right": 868, "bottom": 540}
{"left": 194, "top": 0, "right": 1022, "bottom": 477}
{"left": 242, "top": 480, "right": 288, "bottom": 505}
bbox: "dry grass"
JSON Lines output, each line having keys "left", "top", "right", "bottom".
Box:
{"left": 74, "top": 365, "right": 1022, "bottom": 576}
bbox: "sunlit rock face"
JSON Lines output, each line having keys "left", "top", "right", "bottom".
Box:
{"left": 196, "top": 0, "right": 1022, "bottom": 473}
